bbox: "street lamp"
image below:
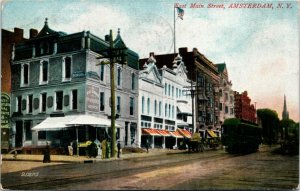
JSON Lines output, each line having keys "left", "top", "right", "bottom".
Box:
{"left": 96, "top": 29, "right": 127, "bottom": 158}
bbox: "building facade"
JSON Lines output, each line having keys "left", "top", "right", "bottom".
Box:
{"left": 234, "top": 91, "right": 256, "bottom": 123}
{"left": 10, "top": 19, "right": 139, "bottom": 149}
{"left": 216, "top": 63, "right": 235, "bottom": 125}
{"left": 2, "top": 28, "right": 27, "bottom": 150}
{"left": 138, "top": 53, "right": 195, "bottom": 149}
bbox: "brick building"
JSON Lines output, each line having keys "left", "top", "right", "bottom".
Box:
{"left": 1, "top": 28, "right": 27, "bottom": 150}
{"left": 234, "top": 91, "right": 256, "bottom": 123}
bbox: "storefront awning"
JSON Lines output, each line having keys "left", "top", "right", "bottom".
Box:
{"left": 207, "top": 130, "right": 218, "bottom": 138}
{"left": 170, "top": 130, "right": 184, "bottom": 138}
{"left": 177, "top": 103, "right": 192, "bottom": 115}
{"left": 142, "top": 128, "right": 161, "bottom": 136}
{"left": 32, "top": 115, "right": 120, "bottom": 131}
{"left": 176, "top": 120, "right": 189, "bottom": 127}
{"left": 156, "top": 129, "right": 171, "bottom": 137}
{"left": 177, "top": 128, "right": 192, "bottom": 138}
{"left": 32, "top": 116, "right": 76, "bottom": 131}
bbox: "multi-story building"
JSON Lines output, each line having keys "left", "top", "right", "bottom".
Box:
{"left": 216, "top": 63, "right": 235, "bottom": 125}
{"left": 10, "top": 19, "right": 139, "bottom": 151}
{"left": 234, "top": 91, "right": 256, "bottom": 123}
{"left": 1, "top": 28, "right": 27, "bottom": 150}
{"left": 138, "top": 53, "right": 195, "bottom": 149}
{"left": 139, "top": 47, "right": 220, "bottom": 139}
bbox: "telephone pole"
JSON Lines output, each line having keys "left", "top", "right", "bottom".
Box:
{"left": 96, "top": 29, "right": 127, "bottom": 158}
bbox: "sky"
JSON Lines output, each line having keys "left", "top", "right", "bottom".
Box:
{"left": 2, "top": 0, "right": 299, "bottom": 121}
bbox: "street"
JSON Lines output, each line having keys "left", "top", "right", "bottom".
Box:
{"left": 2, "top": 146, "right": 298, "bottom": 190}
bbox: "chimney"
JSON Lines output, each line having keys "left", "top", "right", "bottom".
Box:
{"left": 179, "top": 47, "right": 188, "bottom": 55}
{"left": 29, "top": 29, "right": 38, "bottom": 38}
{"left": 14, "top": 27, "right": 24, "bottom": 42}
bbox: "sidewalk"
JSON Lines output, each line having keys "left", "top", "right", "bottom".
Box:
{"left": 1, "top": 148, "right": 186, "bottom": 164}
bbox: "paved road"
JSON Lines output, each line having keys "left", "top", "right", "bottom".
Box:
{"left": 2, "top": 147, "right": 298, "bottom": 190}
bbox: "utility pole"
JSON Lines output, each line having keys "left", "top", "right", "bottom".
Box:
{"left": 96, "top": 29, "right": 127, "bottom": 158}
{"left": 183, "top": 81, "right": 197, "bottom": 133}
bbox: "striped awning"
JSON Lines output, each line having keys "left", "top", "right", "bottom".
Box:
{"left": 142, "top": 128, "right": 161, "bottom": 136}
{"left": 177, "top": 128, "right": 192, "bottom": 138}
{"left": 207, "top": 130, "right": 217, "bottom": 138}
{"left": 156, "top": 129, "right": 171, "bottom": 137}
{"left": 170, "top": 130, "right": 184, "bottom": 138}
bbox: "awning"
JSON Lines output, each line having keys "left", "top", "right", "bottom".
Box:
{"left": 177, "top": 128, "right": 192, "bottom": 138}
{"left": 142, "top": 128, "right": 161, "bottom": 136}
{"left": 207, "top": 130, "right": 217, "bottom": 138}
{"left": 176, "top": 120, "right": 189, "bottom": 127}
{"left": 32, "top": 116, "right": 76, "bottom": 131}
{"left": 177, "top": 103, "right": 192, "bottom": 115}
{"left": 32, "top": 114, "right": 120, "bottom": 131}
{"left": 156, "top": 129, "right": 171, "bottom": 137}
{"left": 170, "top": 130, "right": 184, "bottom": 138}
{"left": 66, "top": 115, "right": 121, "bottom": 128}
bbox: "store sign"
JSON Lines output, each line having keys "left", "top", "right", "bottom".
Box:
{"left": 86, "top": 85, "right": 100, "bottom": 112}
{"left": 1, "top": 93, "right": 10, "bottom": 128}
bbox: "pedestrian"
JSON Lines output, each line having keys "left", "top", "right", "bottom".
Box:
{"left": 101, "top": 139, "right": 106, "bottom": 159}
{"left": 146, "top": 139, "right": 149, "bottom": 153}
{"left": 117, "top": 141, "right": 121, "bottom": 158}
{"left": 106, "top": 140, "right": 110, "bottom": 159}
{"left": 43, "top": 142, "right": 51, "bottom": 163}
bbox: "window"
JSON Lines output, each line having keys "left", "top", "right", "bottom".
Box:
{"left": 172, "top": 106, "right": 174, "bottom": 119}
{"left": 100, "top": 92, "right": 105, "bottom": 111}
{"left": 40, "top": 93, "right": 47, "bottom": 112}
{"left": 179, "top": 89, "right": 181, "bottom": 97}
{"left": 40, "top": 42, "right": 49, "bottom": 55}
{"left": 230, "top": 96, "right": 233, "bottom": 103}
{"left": 165, "top": 83, "right": 167, "bottom": 95}
{"left": 219, "top": 103, "right": 223, "bottom": 111}
{"left": 21, "top": 63, "right": 29, "bottom": 86}
{"left": 159, "top": 101, "right": 162, "bottom": 117}
{"left": 63, "top": 57, "right": 72, "bottom": 81}
{"left": 131, "top": 73, "right": 135, "bottom": 90}
{"left": 117, "top": 67, "right": 122, "bottom": 87}
{"left": 176, "top": 88, "right": 178, "bottom": 98}
{"left": 72, "top": 90, "right": 78, "bottom": 110}
{"left": 225, "top": 93, "right": 228, "bottom": 101}
{"left": 38, "top": 131, "right": 46, "bottom": 140}
{"left": 25, "top": 121, "right": 32, "bottom": 140}
{"left": 168, "top": 84, "right": 171, "bottom": 96}
{"left": 130, "top": 97, "right": 134, "bottom": 115}
{"left": 55, "top": 91, "right": 63, "bottom": 111}
{"left": 100, "top": 64, "right": 105, "bottom": 81}
{"left": 219, "top": 89, "right": 223, "bottom": 97}
{"left": 40, "top": 60, "right": 48, "bottom": 84}
{"left": 165, "top": 103, "right": 168, "bottom": 117}
{"left": 225, "top": 106, "right": 229, "bottom": 114}
{"left": 16, "top": 96, "right": 22, "bottom": 113}
{"left": 27, "top": 94, "right": 33, "bottom": 113}
{"left": 230, "top": 108, "right": 234, "bottom": 115}
{"left": 142, "top": 96, "right": 145, "bottom": 114}
{"left": 117, "top": 96, "right": 121, "bottom": 113}
{"left": 172, "top": 86, "right": 174, "bottom": 97}
{"left": 154, "top": 100, "right": 157, "bottom": 116}
{"left": 147, "top": 98, "right": 150, "bottom": 114}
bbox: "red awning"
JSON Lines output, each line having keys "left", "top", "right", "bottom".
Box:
{"left": 142, "top": 128, "right": 160, "bottom": 136}
{"left": 170, "top": 130, "right": 184, "bottom": 138}
{"left": 177, "top": 128, "right": 192, "bottom": 138}
{"left": 156, "top": 129, "right": 171, "bottom": 137}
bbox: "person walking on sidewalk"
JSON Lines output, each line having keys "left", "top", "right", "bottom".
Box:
{"left": 117, "top": 141, "right": 121, "bottom": 158}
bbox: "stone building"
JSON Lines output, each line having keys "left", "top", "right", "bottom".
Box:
{"left": 138, "top": 53, "right": 194, "bottom": 149}
{"left": 216, "top": 63, "right": 235, "bottom": 125}
{"left": 10, "top": 19, "right": 139, "bottom": 151}
{"left": 234, "top": 91, "right": 256, "bottom": 123}
{"left": 1, "top": 28, "right": 27, "bottom": 150}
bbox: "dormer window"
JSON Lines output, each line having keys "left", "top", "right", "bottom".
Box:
{"left": 62, "top": 56, "right": 72, "bottom": 81}
{"left": 40, "top": 42, "right": 49, "bottom": 55}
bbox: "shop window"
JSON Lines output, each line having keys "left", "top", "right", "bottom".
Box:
{"left": 38, "top": 131, "right": 46, "bottom": 140}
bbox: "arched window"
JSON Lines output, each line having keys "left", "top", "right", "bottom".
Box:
{"left": 147, "top": 98, "right": 150, "bottom": 114}
{"left": 142, "top": 96, "right": 145, "bottom": 113}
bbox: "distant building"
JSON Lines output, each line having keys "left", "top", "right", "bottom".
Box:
{"left": 282, "top": 94, "right": 289, "bottom": 120}
{"left": 1, "top": 28, "right": 27, "bottom": 150}
{"left": 216, "top": 63, "right": 235, "bottom": 125}
{"left": 138, "top": 53, "right": 195, "bottom": 149}
{"left": 10, "top": 19, "right": 139, "bottom": 151}
{"left": 234, "top": 91, "right": 256, "bottom": 123}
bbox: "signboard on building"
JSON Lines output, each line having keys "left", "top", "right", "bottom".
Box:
{"left": 86, "top": 85, "right": 100, "bottom": 112}
{"left": 1, "top": 93, "right": 10, "bottom": 149}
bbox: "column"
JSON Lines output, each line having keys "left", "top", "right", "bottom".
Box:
{"left": 174, "top": 137, "right": 178, "bottom": 149}
{"left": 162, "top": 136, "right": 165, "bottom": 149}
{"left": 127, "top": 122, "right": 131, "bottom": 146}
{"left": 151, "top": 136, "right": 154, "bottom": 148}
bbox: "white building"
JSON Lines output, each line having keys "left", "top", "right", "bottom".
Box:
{"left": 138, "top": 53, "right": 195, "bottom": 149}
{"left": 216, "top": 63, "right": 235, "bottom": 125}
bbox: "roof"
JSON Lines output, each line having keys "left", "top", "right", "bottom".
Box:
{"left": 36, "top": 18, "right": 67, "bottom": 38}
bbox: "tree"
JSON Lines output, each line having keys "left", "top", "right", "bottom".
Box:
{"left": 257, "top": 109, "right": 280, "bottom": 145}
{"left": 279, "top": 119, "right": 296, "bottom": 140}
